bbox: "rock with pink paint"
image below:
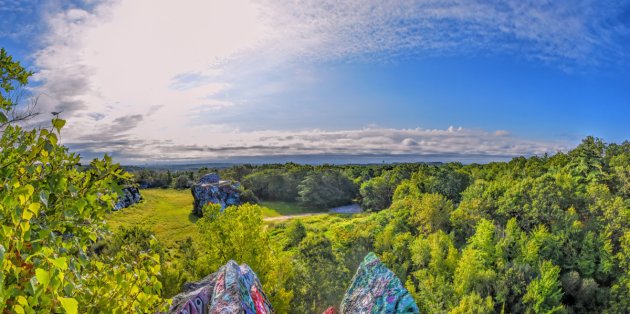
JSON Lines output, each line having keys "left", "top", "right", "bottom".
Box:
{"left": 168, "top": 260, "right": 273, "bottom": 314}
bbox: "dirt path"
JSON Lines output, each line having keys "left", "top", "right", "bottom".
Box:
{"left": 263, "top": 203, "right": 364, "bottom": 222}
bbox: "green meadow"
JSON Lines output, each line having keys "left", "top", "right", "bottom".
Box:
{"left": 107, "top": 189, "right": 200, "bottom": 248}
{"left": 106, "top": 189, "right": 330, "bottom": 248}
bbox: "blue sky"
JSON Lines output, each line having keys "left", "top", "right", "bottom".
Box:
{"left": 1, "top": 0, "right": 629, "bottom": 164}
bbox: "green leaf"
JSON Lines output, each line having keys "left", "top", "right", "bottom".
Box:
{"left": 0, "top": 244, "right": 5, "bottom": 262}
{"left": 24, "top": 184, "right": 35, "bottom": 197}
{"left": 0, "top": 112, "right": 7, "bottom": 124}
{"left": 39, "top": 191, "right": 49, "bottom": 208}
{"left": 48, "top": 132, "right": 58, "bottom": 145}
{"left": 22, "top": 209, "right": 33, "bottom": 220}
{"left": 58, "top": 297, "right": 78, "bottom": 314}
{"left": 28, "top": 203, "right": 41, "bottom": 215}
{"left": 51, "top": 257, "right": 68, "bottom": 271}
{"left": 13, "top": 305, "right": 25, "bottom": 314}
{"left": 36, "top": 268, "right": 50, "bottom": 287}
{"left": 52, "top": 118, "right": 66, "bottom": 132}
{"left": 16, "top": 296, "right": 28, "bottom": 306}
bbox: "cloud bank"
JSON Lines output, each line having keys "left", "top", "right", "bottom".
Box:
{"left": 66, "top": 126, "right": 568, "bottom": 164}
{"left": 23, "top": 0, "right": 627, "bottom": 163}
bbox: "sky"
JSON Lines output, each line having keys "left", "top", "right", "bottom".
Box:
{"left": 1, "top": 0, "right": 629, "bottom": 164}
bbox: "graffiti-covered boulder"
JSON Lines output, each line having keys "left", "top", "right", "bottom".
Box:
{"left": 169, "top": 252, "right": 418, "bottom": 313}
{"left": 340, "top": 252, "right": 419, "bottom": 313}
{"left": 168, "top": 260, "right": 273, "bottom": 314}
{"left": 191, "top": 173, "right": 241, "bottom": 217}
{"left": 113, "top": 186, "right": 142, "bottom": 210}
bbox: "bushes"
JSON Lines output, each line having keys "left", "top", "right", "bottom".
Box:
{"left": 360, "top": 173, "right": 398, "bottom": 211}
{"left": 0, "top": 49, "right": 165, "bottom": 313}
{"left": 171, "top": 174, "right": 191, "bottom": 189}
{"left": 195, "top": 203, "right": 293, "bottom": 311}
{"left": 242, "top": 168, "right": 307, "bottom": 201}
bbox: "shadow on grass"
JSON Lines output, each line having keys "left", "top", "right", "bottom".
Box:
{"left": 261, "top": 201, "right": 328, "bottom": 216}
{"left": 188, "top": 211, "right": 199, "bottom": 223}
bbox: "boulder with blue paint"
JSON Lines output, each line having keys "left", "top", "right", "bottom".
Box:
{"left": 113, "top": 186, "right": 142, "bottom": 211}
{"left": 340, "top": 252, "right": 419, "bottom": 313}
{"left": 191, "top": 173, "right": 241, "bottom": 217}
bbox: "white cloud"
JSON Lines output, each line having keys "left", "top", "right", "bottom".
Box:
{"left": 66, "top": 125, "right": 569, "bottom": 164}
{"left": 32, "top": 0, "right": 271, "bottom": 144}
{"left": 28, "top": 0, "right": 625, "bottom": 162}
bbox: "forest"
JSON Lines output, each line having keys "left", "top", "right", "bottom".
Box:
{"left": 1, "top": 48, "right": 630, "bottom": 313}
{"left": 126, "top": 137, "right": 630, "bottom": 313}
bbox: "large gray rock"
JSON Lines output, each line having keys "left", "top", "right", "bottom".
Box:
{"left": 191, "top": 173, "right": 241, "bottom": 217}
{"left": 113, "top": 186, "right": 142, "bottom": 210}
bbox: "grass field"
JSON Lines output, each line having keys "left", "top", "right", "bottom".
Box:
{"left": 106, "top": 189, "right": 329, "bottom": 248}
{"left": 107, "top": 189, "right": 198, "bottom": 248}
{"left": 259, "top": 201, "right": 327, "bottom": 217}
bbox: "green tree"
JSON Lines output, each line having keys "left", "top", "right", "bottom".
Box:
{"left": 407, "top": 230, "right": 459, "bottom": 312}
{"left": 523, "top": 261, "right": 565, "bottom": 313}
{"left": 606, "top": 231, "right": 630, "bottom": 313}
{"left": 171, "top": 174, "right": 191, "bottom": 189}
{"left": 288, "top": 233, "right": 348, "bottom": 314}
{"left": 392, "top": 179, "right": 422, "bottom": 201}
{"left": 195, "top": 203, "right": 293, "bottom": 310}
{"left": 196, "top": 203, "right": 270, "bottom": 274}
{"left": 405, "top": 193, "right": 454, "bottom": 234}
{"left": 523, "top": 261, "right": 565, "bottom": 314}
{"left": 0, "top": 49, "right": 164, "bottom": 313}
{"left": 298, "top": 169, "right": 357, "bottom": 208}
{"left": 449, "top": 292, "right": 494, "bottom": 314}
{"left": 450, "top": 179, "right": 505, "bottom": 244}
{"left": 285, "top": 219, "right": 307, "bottom": 249}
{"left": 0, "top": 47, "right": 32, "bottom": 123}
{"left": 360, "top": 171, "right": 400, "bottom": 211}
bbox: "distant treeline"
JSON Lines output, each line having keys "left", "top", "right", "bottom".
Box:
{"left": 125, "top": 161, "right": 471, "bottom": 210}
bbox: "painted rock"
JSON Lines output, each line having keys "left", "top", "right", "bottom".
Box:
{"left": 340, "top": 252, "right": 419, "bottom": 313}
{"left": 169, "top": 260, "right": 273, "bottom": 314}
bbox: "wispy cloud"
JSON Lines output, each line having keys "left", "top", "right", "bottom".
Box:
{"left": 260, "top": 0, "right": 630, "bottom": 65}
{"left": 22, "top": 0, "right": 627, "bottom": 162}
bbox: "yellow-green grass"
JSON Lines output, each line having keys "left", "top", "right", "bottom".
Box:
{"left": 107, "top": 188, "right": 198, "bottom": 248}
{"left": 259, "top": 201, "right": 327, "bottom": 217}
{"left": 106, "top": 190, "right": 330, "bottom": 247}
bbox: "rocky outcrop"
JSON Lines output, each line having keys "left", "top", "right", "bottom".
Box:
{"left": 191, "top": 173, "right": 241, "bottom": 217}
{"left": 340, "top": 252, "right": 419, "bottom": 313}
{"left": 168, "top": 260, "right": 273, "bottom": 314}
{"left": 113, "top": 186, "right": 142, "bottom": 210}
{"left": 169, "top": 253, "right": 418, "bottom": 313}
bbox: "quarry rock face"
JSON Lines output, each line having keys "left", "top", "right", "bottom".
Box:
{"left": 340, "top": 252, "right": 419, "bottom": 313}
{"left": 113, "top": 186, "right": 142, "bottom": 210}
{"left": 191, "top": 173, "right": 241, "bottom": 217}
{"left": 168, "top": 260, "right": 273, "bottom": 314}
